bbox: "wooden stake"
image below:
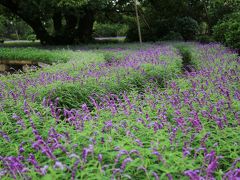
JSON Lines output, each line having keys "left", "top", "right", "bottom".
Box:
{"left": 134, "top": 0, "right": 142, "bottom": 44}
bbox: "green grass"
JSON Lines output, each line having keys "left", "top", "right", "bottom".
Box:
{"left": 0, "top": 48, "right": 73, "bottom": 63}
{"left": 0, "top": 42, "right": 142, "bottom": 64}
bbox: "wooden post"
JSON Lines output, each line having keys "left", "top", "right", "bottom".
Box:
{"left": 134, "top": 0, "right": 142, "bottom": 44}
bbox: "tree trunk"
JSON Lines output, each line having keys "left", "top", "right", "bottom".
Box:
{"left": 28, "top": 19, "right": 52, "bottom": 45}
{"left": 53, "top": 11, "right": 63, "bottom": 34}
{"left": 76, "top": 10, "right": 95, "bottom": 43}
{"left": 0, "top": 0, "right": 96, "bottom": 45}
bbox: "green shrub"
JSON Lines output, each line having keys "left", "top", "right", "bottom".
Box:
{"left": 27, "top": 34, "right": 36, "bottom": 42}
{"left": 213, "top": 22, "right": 228, "bottom": 43}
{"left": 161, "top": 31, "right": 183, "bottom": 41}
{"left": 93, "top": 23, "right": 128, "bottom": 37}
{"left": 9, "top": 33, "right": 19, "bottom": 40}
{"left": 196, "top": 35, "right": 214, "bottom": 43}
{"left": 175, "top": 17, "right": 199, "bottom": 41}
{"left": 103, "top": 52, "right": 121, "bottom": 63}
{"left": 213, "top": 12, "right": 240, "bottom": 49}
{"left": 102, "top": 51, "right": 129, "bottom": 63}
{"left": 126, "top": 18, "right": 174, "bottom": 42}
{"left": 0, "top": 38, "right": 4, "bottom": 43}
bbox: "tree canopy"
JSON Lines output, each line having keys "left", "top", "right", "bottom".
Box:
{"left": 0, "top": 0, "right": 239, "bottom": 45}
{"left": 0, "top": 0, "right": 130, "bottom": 44}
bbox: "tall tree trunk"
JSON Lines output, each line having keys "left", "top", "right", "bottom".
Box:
{"left": 53, "top": 11, "right": 62, "bottom": 34}
{"left": 28, "top": 18, "right": 52, "bottom": 45}
{"left": 76, "top": 10, "right": 95, "bottom": 43}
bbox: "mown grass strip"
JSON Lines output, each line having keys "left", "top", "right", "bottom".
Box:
{"left": 0, "top": 48, "right": 71, "bottom": 63}
{"left": 174, "top": 43, "right": 196, "bottom": 72}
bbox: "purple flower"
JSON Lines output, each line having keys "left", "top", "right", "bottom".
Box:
{"left": 71, "top": 159, "right": 80, "bottom": 180}
{"left": 129, "top": 150, "right": 140, "bottom": 156}
{"left": 152, "top": 171, "right": 159, "bottom": 180}
{"left": 115, "top": 150, "right": 128, "bottom": 163}
{"left": 82, "top": 144, "right": 94, "bottom": 162}
{"left": 184, "top": 170, "right": 203, "bottom": 180}
{"left": 103, "top": 120, "right": 113, "bottom": 132}
{"left": 205, "top": 150, "right": 219, "bottom": 178}
{"left": 167, "top": 173, "right": 173, "bottom": 180}
{"left": 120, "top": 157, "right": 132, "bottom": 170}
{"left": 0, "top": 131, "right": 10, "bottom": 142}
{"left": 135, "top": 139, "right": 143, "bottom": 147}
{"left": 137, "top": 166, "right": 147, "bottom": 173}
{"left": 81, "top": 103, "right": 89, "bottom": 113}
{"left": 19, "top": 142, "right": 25, "bottom": 154}
{"left": 54, "top": 161, "right": 65, "bottom": 170}
{"left": 223, "top": 168, "right": 240, "bottom": 179}
{"left": 1, "top": 156, "right": 28, "bottom": 179}
{"left": 98, "top": 154, "right": 103, "bottom": 163}
{"left": 40, "top": 165, "right": 49, "bottom": 175}
{"left": 152, "top": 149, "right": 165, "bottom": 163}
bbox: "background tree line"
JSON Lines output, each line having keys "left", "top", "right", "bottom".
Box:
{"left": 0, "top": 0, "right": 239, "bottom": 49}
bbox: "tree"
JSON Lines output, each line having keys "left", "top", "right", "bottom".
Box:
{"left": 175, "top": 17, "right": 199, "bottom": 41}
{"left": 0, "top": 15, "right": 5, "bottom": 37}
{"left": 126, "top": 0, "right": 240, "bottom": 42}
{"left": 0, "top": 7, "right": 33, "bottom": 40}
{"left": 126, "top": 0, "right": 204, "bottom": 41}
{"left": 209, "top": 0, "right": 239, "bottom": 24}
{"left": 213, "top": 12, "right": 240, "bottom": 50}
{"left": 0, "top": 0, "right": 127, "bottom": 45}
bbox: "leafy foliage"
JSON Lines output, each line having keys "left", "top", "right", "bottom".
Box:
{"left": 213, "top": 12, "right": 240, "bottom": 49}
{"left": 175, "top": 17, "right": 199, "bottom": 41}
{"left": 93, "top": 22, "right": 128, "bottom": 37}
{"left": 161, "top": 31, "right": 183, "bottom": 41}
{"left": 0, "top": 0, "right": 127, "bottom": 44}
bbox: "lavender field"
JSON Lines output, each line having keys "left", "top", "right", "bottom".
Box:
{"left": 0, "top": 42, "right": 239, "bottom": 179}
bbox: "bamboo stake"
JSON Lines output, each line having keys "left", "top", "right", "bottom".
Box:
{"left": 134, "top": 0, "right": 142, "bottom": 44}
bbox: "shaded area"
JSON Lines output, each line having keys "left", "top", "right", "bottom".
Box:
{"left": 0, "top": 60, "right": 47, "bottom": 73}
{"left": 175, "top": 44, "right": 195, "bottom": 72}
